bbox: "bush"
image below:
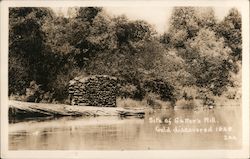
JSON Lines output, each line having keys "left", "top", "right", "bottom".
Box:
{"left": 144, "top": 93, "right": 162, "bottom": 109}
{"left": 116, "top": 78, "right": 145, "bottom": 100}
{"left": 118, "top": 84, "right": 137, "bottom": 98}
{"left": 118, "top": 82, "right": 145, "bottom": 100}
{"left": 116, "top": 97, "right": 146, "bottom": 108}
{"left": 143, "top": 78, "right": 175, "bottom": 102}
{"left": 8, "top": 55, "right": 30, "bottom": 95}
{"left": 9, "top": 94, "right": 27, "bottom": 101}
{"left": 48, "top": 67, "right": 87, "bottom": 102}
{"left": 195, "top": 88, "right": 215, "bottom": 107}
{"left": 175, "top": 98, "right": 203, "bottom": 109}
{"left": 222, "top": 86, "right": 241, "bottom": 100}
{"left": 25, "top": 81, "right": 43, "bottom": 102}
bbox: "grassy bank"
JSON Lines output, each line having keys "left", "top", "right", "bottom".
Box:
{"left": 116, "top": 90, "right": 241, "bottom": 110}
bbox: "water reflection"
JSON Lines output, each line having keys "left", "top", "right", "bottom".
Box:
{"left": 9, "top": 107, "right": 241, "bottom": 150}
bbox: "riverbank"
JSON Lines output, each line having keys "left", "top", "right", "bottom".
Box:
{"left": 9, "top": 95, "right": 241, "bottom": 121}
{"left": 9, "top": 100, "right": 145, "bottom": 121}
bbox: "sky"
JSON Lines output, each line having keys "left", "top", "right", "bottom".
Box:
{"left": 54, "top": 7, "right": 236, "bottom": 34}
{"left": 104, "top": 7, "right": 234, "bottom": 34}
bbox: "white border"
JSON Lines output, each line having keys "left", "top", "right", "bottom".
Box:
{"left": 1, "top": 0, "right": 249, "bottom": 159}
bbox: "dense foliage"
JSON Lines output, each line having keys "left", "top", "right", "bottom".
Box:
{"left": 9, "top": 7, "right": 242, "bottom": 103}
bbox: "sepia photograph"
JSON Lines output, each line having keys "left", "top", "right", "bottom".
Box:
{"left": 1, "top": 0, "right": 249, "bottom": 159}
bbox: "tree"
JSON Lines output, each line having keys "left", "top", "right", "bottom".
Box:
{"left": 185, "top": 28, "right": 232, "bottom": 95}
{"left": 76, "top": 7, "right": 102, "bottom": 23}
{"left": 216, "top": 8, "right": 242, "bottom": 62}
{"left": 64, "top": 7, "right": 117, "bottom": 68}
{"left": 9, "top": 7, "right": 55, "bottom": 94}
{"left": 85, "top": 16, "right": 166, "bottom": 99}
{"left": 9, "top": 54, "right": 29, "bottom": 94}
{"left": 41, "top": 15, "right": 80, "bottom": 100}
{"left": 160, "top": 7, "right": 221, "bottom": 95}
{"left": 163, "top": 7, "right": 217, "bottom": 49}
{"left": 41, "top": 7, "right": 116, "bottom": 100}
{"left": 87, "top": 17, "right": 158, "bottom": 79}
{"left": 196, "top": 7, "right": 217, "bottom": 29}
{"left": 167, "top": 7, "right": 199, "bottom": 48}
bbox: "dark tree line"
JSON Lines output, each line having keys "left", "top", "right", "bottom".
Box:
{"left": 9, "top": 7, "right": 242, "bottom": 103}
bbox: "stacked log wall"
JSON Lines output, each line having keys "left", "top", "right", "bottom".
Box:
{"left": 69, "top": 75, "right": 117, "bottom": 107}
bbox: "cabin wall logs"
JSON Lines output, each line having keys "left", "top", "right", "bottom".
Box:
{"left": 68, "top": 75, "right": 118, "bottom": 107}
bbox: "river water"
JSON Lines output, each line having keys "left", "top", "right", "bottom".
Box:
{"left": 9, "top": 106, "right": 241, "bottom": 150}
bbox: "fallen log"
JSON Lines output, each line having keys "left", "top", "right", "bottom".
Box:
{"left": 117, "top": 110, "right": 145, "bottom": 118}
{"left": 8, "top": 100, "right": 145, "bottom": 120}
